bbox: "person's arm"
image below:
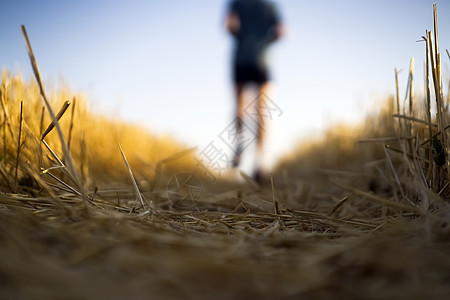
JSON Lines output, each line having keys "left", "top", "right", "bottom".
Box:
{"left": 267, "top": 22, "right": 284, "bottom": 43}
{"left": 225, "top": 12, "right": 240, "bottom": 37}
{"left": 268, "top": 3, "right": 284, "bottom": 42}
{"left": 272, "top": 23, "right": 284, "bottom": 41}
{"left": 225, "top": 0, "right": 240, "bottom": 37}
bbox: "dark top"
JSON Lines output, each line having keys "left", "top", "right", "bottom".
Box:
{"left": 228, "top": 0, "right": 281, "bottom": 69}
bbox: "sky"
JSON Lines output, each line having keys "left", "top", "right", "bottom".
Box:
{"left": 1, "top": 0, "right": 450, "bottom": 172}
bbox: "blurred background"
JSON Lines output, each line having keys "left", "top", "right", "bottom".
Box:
{"left": 1, "top": 0, "right": 449, "bottom": 172}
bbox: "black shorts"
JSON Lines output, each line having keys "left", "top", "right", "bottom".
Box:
{"left": 233, "top": 64, "right": 269, "bottom": 84}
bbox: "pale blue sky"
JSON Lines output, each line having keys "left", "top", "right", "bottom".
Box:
{"left": 1, "top": 0, "right": 449, "bottom": 170}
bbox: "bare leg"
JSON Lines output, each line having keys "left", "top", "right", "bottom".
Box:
{"left": 256, "top": 83, "right": 269, "bottom": 150}
{"left": 233, "top": 83, "right": 245, "bottom": 167}
{"left": 253, "top": 82, "right": 269, "bottom": 182}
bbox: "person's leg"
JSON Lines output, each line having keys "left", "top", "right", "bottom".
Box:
{"left": 256, "top": 83, "right": 269, "bottom": 150}
{"left": 253, "top": 82, "right": 269, "bottom": 182}
{"left": 232, "top": 82, "right": 245, "bottom": 167}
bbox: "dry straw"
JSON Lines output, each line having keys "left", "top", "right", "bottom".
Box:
{"left": 21, "top": 25, "right": 85, "bottom": 200}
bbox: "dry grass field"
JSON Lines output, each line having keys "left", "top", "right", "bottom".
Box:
{"left": 1, "top": 6, "right": 450, "bottom": 300}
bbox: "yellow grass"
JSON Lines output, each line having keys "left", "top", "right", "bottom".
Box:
{"left": 0, "top": 69, "right": 195, "bottom": 190}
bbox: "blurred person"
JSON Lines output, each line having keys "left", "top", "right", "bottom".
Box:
{"left": 225, "top": 0, "right": 284, "bottom": 183}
